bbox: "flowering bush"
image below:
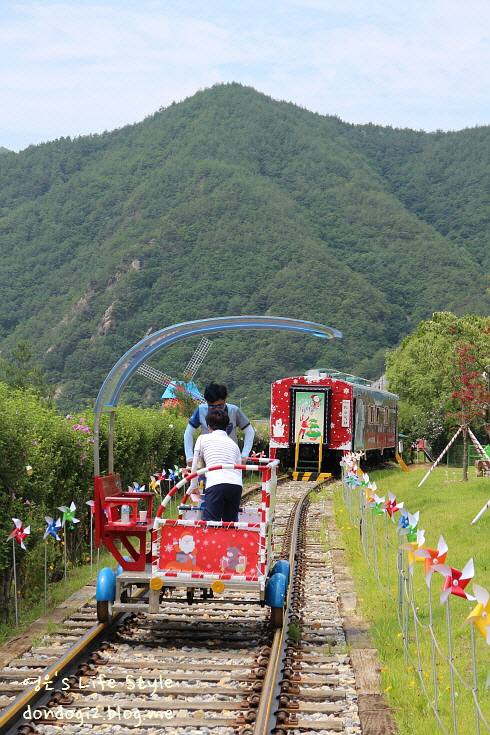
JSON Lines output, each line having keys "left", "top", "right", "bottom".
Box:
{"left": 410, "top": 405, "right": 449, "bottom": 456}
{"left": 0, "top": 385, "right": 188, "bottom": 620}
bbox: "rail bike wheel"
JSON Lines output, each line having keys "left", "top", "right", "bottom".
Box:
{"left": 97, "top": 600, "right": 113, "bottom": 624}
{"left": 270, "top": 606, "right": 284, "bottom": 628}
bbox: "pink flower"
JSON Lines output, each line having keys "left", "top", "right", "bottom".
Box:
{"left": 32, "top": 441, "right": 38, "bottom": 446}
{"left": 65, "top": 414, "right": 72, "bottom": 419}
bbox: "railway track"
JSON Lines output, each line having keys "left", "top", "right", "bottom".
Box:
{"left": 0, "top": 480, "right": 361, "bottom": 735}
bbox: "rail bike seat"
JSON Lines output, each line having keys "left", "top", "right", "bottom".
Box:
{"left": 94, "top": 474, "right": 154, "bottom": 571}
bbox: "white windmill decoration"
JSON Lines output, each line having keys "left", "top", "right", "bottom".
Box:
{"left": 136, "top": 337, "right": 212, "bottom": 403}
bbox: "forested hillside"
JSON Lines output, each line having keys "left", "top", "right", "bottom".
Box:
{"left": 0, "top": 83, "right": 488, "bottom": 416}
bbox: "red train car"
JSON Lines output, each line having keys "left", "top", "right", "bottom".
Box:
{"left": 269, "top": 369, "right": 398, "bottom": 479}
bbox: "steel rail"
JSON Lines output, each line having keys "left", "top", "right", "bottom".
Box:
{"left": 0, "top": 618, "right": 109, "bottom": 735}
{"left": 252, "top": 484, "right": 313, "bottom": 735}
{"left": 0, "top": 476, "right": 289, "bottom": 735}
{"left": 0, "top": 594, "right": 145, "bottom": 735}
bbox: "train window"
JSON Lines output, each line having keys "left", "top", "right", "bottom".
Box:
{"left": 384, "top": 407, "right": 389, "bottom": 425}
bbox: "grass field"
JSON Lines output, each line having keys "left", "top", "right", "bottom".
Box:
{"left": 0, "top": 548, "right": 114, "bottom": 646}
{"left": 332, "top": 464, "right": 490, "bottom": 735}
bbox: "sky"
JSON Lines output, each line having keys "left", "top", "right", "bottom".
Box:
{"left": 2, "top": 0, "right": 490, "bottom": 152}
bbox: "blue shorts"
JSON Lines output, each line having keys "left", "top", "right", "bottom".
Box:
{"left": 203, "top": 483, "right": 242, "bottom": 522}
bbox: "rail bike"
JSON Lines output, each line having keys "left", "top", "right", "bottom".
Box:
{"left": 94, "top": 457, "right": 290, "bottom": 626}
{"left": 92, "top": 316, "right": 342, "bottom": 626}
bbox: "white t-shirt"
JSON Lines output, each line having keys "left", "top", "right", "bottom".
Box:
{"left": 190, "top": 430, "right": 242, "bottom": 490}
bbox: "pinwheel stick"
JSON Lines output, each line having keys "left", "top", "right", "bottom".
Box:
{"left": 12, "top": 540, "right": 18, "bottom": 627}
{"left": 418, "top": 426, "right": 463, "bottom": 487}
{"left": 63, "top": 521, "right": 67, "bottom": 595}
{"left": 471, "top": 499, "right": 490, "bottom": 525}
{"left": 468, "top": 427, "right": 490, "bottom": 462}
{"left": 44, "top": 539, "right": 47, "bottom": 614}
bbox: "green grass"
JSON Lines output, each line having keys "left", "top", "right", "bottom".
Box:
{"left": 329, "top": 466, "right": 490, "bottom": 735}
{"left": 0, "top": 550, "right": 113, "bottom": 646}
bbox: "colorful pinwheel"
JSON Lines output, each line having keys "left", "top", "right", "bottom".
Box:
{"left": 168, "top": 468, "right": 178, "bottom": 483}
{"left": 150, "top": 475, "right": 161, "bottom": 492}
{"left": 399, "top": 529, "right": 426, "bottom": 572}
{"left": 7, "top": 519, "right": 31, "bottom": 549}
{"left": 345, "top": 471, "right": 362, "bottom": 488}
{"left": 44, "top": 516, "right": 62, "bottom": 541}
{"left": 464, "top": 584, "right": 490, "bottom": 643}
{"left": 398, "top": 510, "right": 420, "bottom": 542}
{"left": 371, "top": 494, "right": 386, "bottom": 516}
{"left": 413, "top": 536, "right": 448, "bottom": 575}
{"left": 86, "top": 499, "right": 95, "bottom": 515}
{"left": 359, "top": 472, "right": 372, "bottom": 488}
{"left": 128, "top": 482, "right": 146, "bottom": 493}
{"left": 57, "top": 502, "right": 80, "bottom": 530}
{"left": 430, "top": 558, "right": 475, "bottom": 605}
{"left": 383, "top": 491, "right": 404, "bottom": 519}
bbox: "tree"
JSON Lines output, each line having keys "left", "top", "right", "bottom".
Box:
{"left": 0, "top": 341, "right": 56, "bottom": 406}
{"left": 447, "top": 341, "right": 490, "bottom": 480}
{"left": 386, "top": 313, "right": 490, "bottom": 456}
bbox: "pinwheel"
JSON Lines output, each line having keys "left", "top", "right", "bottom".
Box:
{"left": 364, "top": 480, "right": 378, "bottom": 503}
{"left": 7, "top": 519, "right": 30, "bottom": 550}
{"left": 399, "top": 529, "right": 426, "bottom": 571}
{"left": 127, "top": 482, "right": 146, "bottom": 493}
{"left": 359, "top": 472, "right": 372, "bottom": 488}
{"left": 345, "top": 471, "right": 362, "bottom": 488}
{"left": 168, "top": 468, "right": 179, "bottom": 483}
{"left": 86, "top": 499, "right": 95, "bottom": 515}
{"left": 383, "top": 491, "right": 404, "bottom": 519}
{"left": 398, "top": 510, "right": 420, "bottom": 542}
{"left": 340, "top": 451, "right": 363, "bottom": 470}
{"left": 464, "top": 584, "right": 490, "bottom": 643}
{"left": 371, "top": 494, "right": 386, "bottom": 516}
{"left": 413, "top": 536, "right": 448, "bottom": 575}
{"left": 43, "top": 516, "right": 62, "bottom": 541}
{"left": 430, "top": 558, "right": 475, "bottom": 605}
{"left": 57, "top": 502, "right": 80, "bottom": 530}
{"left": 150, "top": 475, "right": 161, "bottom": 493}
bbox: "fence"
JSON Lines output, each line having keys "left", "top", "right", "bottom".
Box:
{"left": 341, "top": 453, "right": 490, "bottom": 735}
{"left": 447, "top": 443, "right": 490, "bottom": 468}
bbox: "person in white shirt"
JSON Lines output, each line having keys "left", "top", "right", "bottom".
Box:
{"left": 189, "top": 408, "right": 243, "bottom": 522}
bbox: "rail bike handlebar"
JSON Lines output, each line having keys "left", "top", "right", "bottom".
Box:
{"left": 154, "top": 458, "right": 279, "bottom": 524}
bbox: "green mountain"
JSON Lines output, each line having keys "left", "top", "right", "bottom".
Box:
{"left": 0, "top": 83, "right": 488, "bottom": 416}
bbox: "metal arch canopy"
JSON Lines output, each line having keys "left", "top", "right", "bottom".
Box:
{"left": 93, "top": 315, "right": 341, "bottom": 474}
{"left": 95, "top": 316, "right": 341, "bottom": 413}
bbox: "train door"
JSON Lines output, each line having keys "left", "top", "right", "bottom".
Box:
{"left": 289, "top": 386, "right": 330, "bottom": 477}
{"left": 353, "top": 398, "right": 365, "bottom": 452}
